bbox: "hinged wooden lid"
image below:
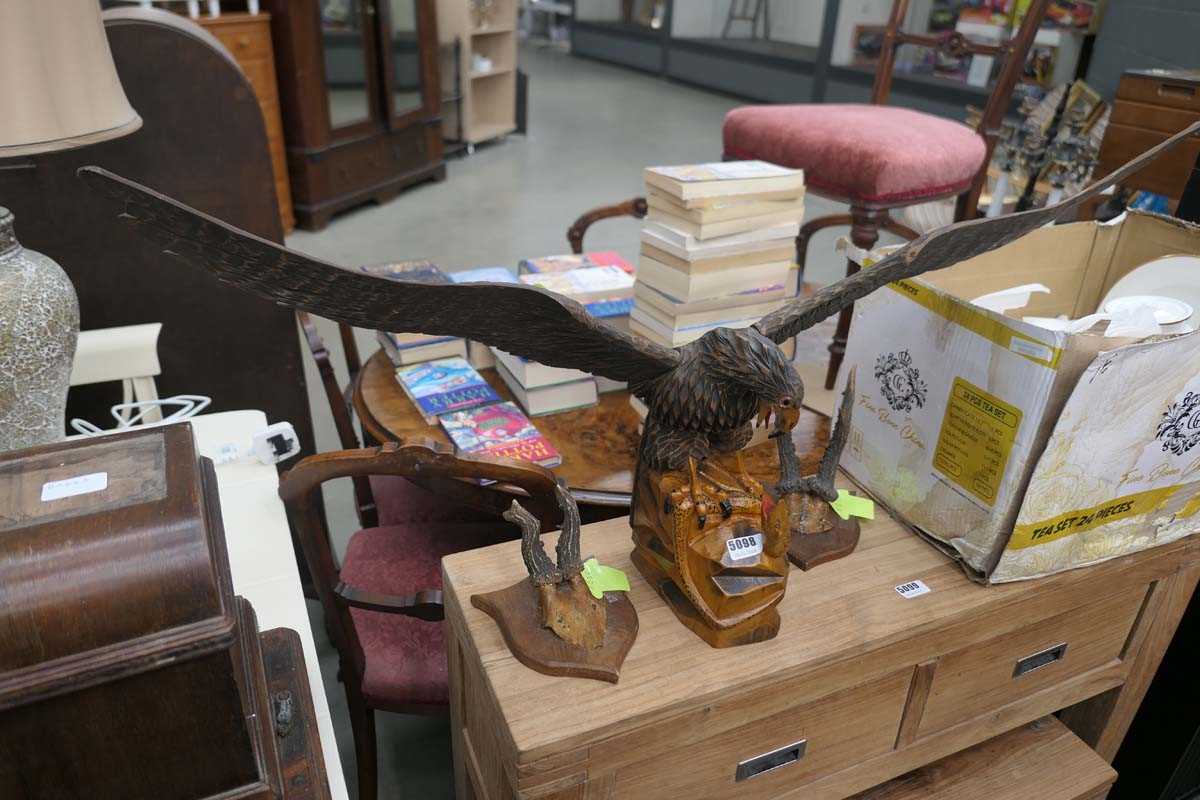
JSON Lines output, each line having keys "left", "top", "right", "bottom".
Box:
{"left": 0, "top": 424, "right": 235, "bottom": 709}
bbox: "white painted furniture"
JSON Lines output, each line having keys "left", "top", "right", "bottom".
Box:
{"left": 188, "top": 410, "right": 350, "bottom": 800}
{"left": 70, "top": 323, "right": 164, "bottom": 424}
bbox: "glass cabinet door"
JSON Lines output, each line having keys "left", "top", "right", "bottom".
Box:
{"left": 320, "top": 0, "right": 377, "bottom": 130}
{"left": 385, "top": 0, "right": 426, "bottom": 120}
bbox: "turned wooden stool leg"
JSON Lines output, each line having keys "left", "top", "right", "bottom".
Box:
{"left": 824, "top": 207, "right": 881, "bottom": 390}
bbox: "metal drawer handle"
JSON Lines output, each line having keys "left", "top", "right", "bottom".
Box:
{"left": 735, "top": 739, "right": 807, "bottom": 782}
{"left": 1013, "top": 642, "right": 1068, "bottom": 677}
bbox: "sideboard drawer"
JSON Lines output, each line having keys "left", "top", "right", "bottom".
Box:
{"left": 613, "top": 669, "right": 911, "bottom": 799}
{"left": 918, "top": 588, "right": 1146, "bottom": 737}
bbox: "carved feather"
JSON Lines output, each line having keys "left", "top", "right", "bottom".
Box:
{"left": 77, "top": 167, "right": 680, "bottom": 386}
{"left": 755, "top": 120, "right": 1200, "bottom": 344}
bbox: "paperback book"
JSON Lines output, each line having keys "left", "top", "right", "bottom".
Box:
{"left": 519, "top": 251, "right": 635, "bottom": 275}
{"left": 519, "top": 265, "right": 635, "bottom": 303}
{"left": 394, "top": 357, "right": 500, "bottom": 423}
{"left": 377, "top": 330, "right": 467, "bottom": 366}
{"left": 440, "top": 401, "right": 562, "bottom": 467}
{"left": 643, "top": 161, "right": 804, "bottom": 205}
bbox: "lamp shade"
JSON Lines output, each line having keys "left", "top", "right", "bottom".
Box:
{"left": 0, "top": 0, "right": 141, "bottom": 158}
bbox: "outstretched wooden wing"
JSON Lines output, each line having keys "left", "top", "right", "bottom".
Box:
{"left": 79, "top": 167, "right": 680, "bottom": 386}
{"left": 755, "top": 120, "right": 1200, "bottom": 344}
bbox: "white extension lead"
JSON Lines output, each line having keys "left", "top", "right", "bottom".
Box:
{"left": 210, "top": 422, "right": 302, "bottom": 466}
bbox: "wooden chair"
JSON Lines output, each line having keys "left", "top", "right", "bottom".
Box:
{"left": 722, "top": 0, "right": 1051, "bottom": 388}
{"left": 279, "top": 441, "right": 560, "bottom": 800}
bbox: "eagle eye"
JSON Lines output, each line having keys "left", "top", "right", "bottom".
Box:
{"left": 779, "top": 396, "right": 794, "bottom": 408}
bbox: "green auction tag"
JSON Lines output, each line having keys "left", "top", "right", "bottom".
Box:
{"left": 831, "top": 490, "right": 875, "bottom": 521}
{"left": 581, "top": 557, "right": 630, "bottom": 599}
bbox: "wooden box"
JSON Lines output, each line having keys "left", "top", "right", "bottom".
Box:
{"left": 443, "top": 500, "right": 1200, "bottom": 799}
{"left": 0, "top": 425, "right": 284, "bottom": 800}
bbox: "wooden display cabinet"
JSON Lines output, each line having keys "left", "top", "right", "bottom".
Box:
{"left": 264, "top": 0, "right": 446, "bottom": 230}
{"left": 443, "top": 506, "right": 1200, "bottom": 798}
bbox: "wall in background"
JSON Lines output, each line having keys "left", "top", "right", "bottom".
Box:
{"left": 1086, "top": 0, "right": 1200, "bottom": 99}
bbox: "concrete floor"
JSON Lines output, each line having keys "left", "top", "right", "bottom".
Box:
{"left": 286, "top": 43, "right": 885, "bottom": 799}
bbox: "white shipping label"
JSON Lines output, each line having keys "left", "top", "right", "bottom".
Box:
{"left": 726, "top": 533, "right": 764, "bottom": 561}
{"left": 41, "top": 472, "right": 108, "bottom": 502}
{"left": 895, "top": 579, "right": 931, "bottom": 599}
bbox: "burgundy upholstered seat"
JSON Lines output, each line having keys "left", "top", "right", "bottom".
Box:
{"left": 723, "top": 104, "right": 986, "bottom": 205}
{"left": 370, "top": 474, "right": 497, "bottom": 526}
{"left": 339, "top": 517, "right": 515, "bottom": 707}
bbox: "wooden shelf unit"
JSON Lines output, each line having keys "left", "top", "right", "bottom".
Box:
{"left": 438, "top": 0, "right": 518, "bottom": 145}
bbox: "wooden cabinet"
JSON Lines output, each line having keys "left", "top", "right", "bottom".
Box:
{"left": 1096, "top": 69, "right": 1200, "bottom": 209}
{"left": 263, "top": 0, "right": 445, "bottom": 230}
{"left": 197, "top": 12, "right": 296, "bottom": 234}
{"left": 443, "top": 505, "right": 1200, "bottom": 799}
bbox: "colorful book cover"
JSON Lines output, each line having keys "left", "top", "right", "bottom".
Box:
{"left": 584, "top": 297, "right": 634, "bottom": 318}
{"left": 361, "top": 260, "right": 449, "bottom": 284}
{"left": 647, "top": 160, "right": 798, "bottom": 183}
{"left": 394, "top": 357, "right": 499, "bottom": 418}
{"left": 519, "top": 265, "right": 634, "bottom": 297}
{"left": 518, "top": 251, "right": 634, "bottom": 275}
{"left": 440, "top": 401, "right": 562, "bottom": 467}
{"left": 449, "top": 266, "right": 519, "bottom": 284}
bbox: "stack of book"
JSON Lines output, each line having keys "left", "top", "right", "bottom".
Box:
{"left": 490, "top": 348, "right": 598, "bottom": 417}
{"left": 630, "top": 161, "right": 805, "bottom": 348}
{"left": 370, "top": 261, "right": 468, "bottom": 365}
{"left": 517, "top": 250, "right": 637, "bottom": 394}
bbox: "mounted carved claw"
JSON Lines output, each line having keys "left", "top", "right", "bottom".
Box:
{"left": 770, "top": 370, "right": 862, "bottom": 570}
{"left": 504, "top": 483, "right": 605, "bottom": 648}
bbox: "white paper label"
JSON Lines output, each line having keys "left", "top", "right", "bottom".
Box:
{"left": 41, "top": 472, "right": 108, "bottom": 502}
{"left": 726, "top": 533, "right": 764, "bottom": 561}
{"left": 895, "top": 579, "right": 930, "bottom": 599}
{"left": 1009, "top": 337, "right": 1053, "bottom": 362}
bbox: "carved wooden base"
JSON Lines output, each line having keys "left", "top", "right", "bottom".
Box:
{"left": 630, "top": 546, "right": 781, "bottom": 648}
{"left": 471, "top": 579, "right": 638, "bottom": 683}
{"left": 788, "top": 516, "right": 861, "bottom": 571}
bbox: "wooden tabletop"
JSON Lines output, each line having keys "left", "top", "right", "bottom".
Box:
{"left": 353, "top": 348, "right": 830, "bottom": 503}
{"left": 441, "top": 495, "right": 1200, "bottom": 768}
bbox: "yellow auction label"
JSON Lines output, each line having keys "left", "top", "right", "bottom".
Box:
{"left": 888, "top": 280, "right": 1063, "bottom": 369}
{"left": 1008, "top": 485, "right": 1187, "bottom": 550}
{"left": 933, "top": 378, "right": 1022, "bottom": 505}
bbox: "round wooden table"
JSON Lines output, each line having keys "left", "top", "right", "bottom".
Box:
{"left": 353, "top": 349, "right": 830, "bottom": 507}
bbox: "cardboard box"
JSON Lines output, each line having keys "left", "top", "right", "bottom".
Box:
{"left": 836, "top": 211, "right": 1200, "bottom": 582}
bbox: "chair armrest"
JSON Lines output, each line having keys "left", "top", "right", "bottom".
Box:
{"left": 334, "top": 581, "right": 444, "bottom": 621}
{"left": 566, "top": 196, "right": 647, "bottom": 254}
{"left": 70, "top": 323, "right": 163, "bottom": 386}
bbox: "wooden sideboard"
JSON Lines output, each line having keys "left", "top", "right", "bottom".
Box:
{"left": 1096, "top": 69, "right": 1200, "bottom": 211}
{"left": 442, "top": 495, "right": 1200, "bottom": 799}
{"left": 197, "top": 12, "right": 295, "bottom": 234}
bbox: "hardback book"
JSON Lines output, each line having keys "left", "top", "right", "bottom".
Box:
{"left": 519, "top": 251, "right": 635, "bottom": 275}
{"left": 449, "top": 266, "right": 519, "bottom": 284}
{"left": 646, "top": 204, "right": 805, "bottom": 241}
{"left": 439, "top": 401, "right": 562, "bottom": 468}
{"left": 647, "top": 190, "right": 804, "bottom": 224}
{"left": 377, "top": 330, "right": 468, "bottom": 366}
{"left": 466, "top": 340, "right": 496, "bottom": 370}
{"left": 394, "top": 356, "right": 501, "bottom": 423}
{"left": 643, "top": 161, "right": 804, "bottom": 205}
{"left": 641, "top": 241, "right": 795, "bottom": 274}
{"left": 495, "top": 360, "right": 599, "bottom": 417}
{"left": 637, "top": 255, "right": 791, "bottom": 303}
{"left": 491, "top": 348, "right": 591, "bottom": 389}
{"left": 634, "top": 280, "right": 786, "bottom": 315}
{"left": 595, "top": 375, "right": 627, "bottom": 393}
{"left": 360, "top": 259, "right": 447, "bottom": 283}
{"left": 629, "top": 307, "right": 757, "bottom": 348}
{"left": 519, "top": 265, "right": 635, "bottom": 303}
{"left": 641, "top": 221, "right": 798, "bottom": 261}
{"left": 634, "top": 284, "right": 784, "bottom": 328}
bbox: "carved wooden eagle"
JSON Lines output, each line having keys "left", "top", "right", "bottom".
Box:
{"left": 78, "top": 122, "right": 1193, "bottom": 488}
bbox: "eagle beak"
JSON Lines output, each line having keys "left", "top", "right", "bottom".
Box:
{"left": 765, "top": 403, "right": 801, "bottom": 438}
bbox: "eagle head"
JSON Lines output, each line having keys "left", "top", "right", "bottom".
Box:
{"left": 697, "top": 327, "right": 804, "bottom": 432}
